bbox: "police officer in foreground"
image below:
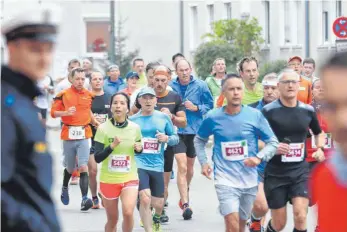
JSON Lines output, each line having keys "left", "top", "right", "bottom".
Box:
{"left": 1, "top": 6, "right": 61, "bottom": 232}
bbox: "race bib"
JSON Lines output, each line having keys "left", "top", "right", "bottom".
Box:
{"left": 299, "top": 86, "right": 306, "bottom": 91}
{"left": 221, "top": 140, "right": 248, "bottom": 161}
{"left": 282, "top": 143, "right": 305, "bottom": 162}
{"left": 311, "top": 133, "right": 332, "bottom": 149}
{"left": 142, "top": 138, "right": 161, "bottom": 154}
{"left": 108, "top": 155, "right": 131, "bottom": 172}
{"left": 94, "top": 113, "right": 108, "bottom": 124}
{"left": 68, "top": 126, "right": 85, "bottom": 139}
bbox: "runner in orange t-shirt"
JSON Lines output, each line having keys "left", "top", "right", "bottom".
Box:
{"left": 51, "top": 67, "right": 99, "bottom": 212}
{"left": 287, "top": 56, "right": 312, "bottom": 104}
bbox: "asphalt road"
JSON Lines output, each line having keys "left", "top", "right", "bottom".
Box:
{"left": 47, "top": 128, "right": 317, "bottom": 232}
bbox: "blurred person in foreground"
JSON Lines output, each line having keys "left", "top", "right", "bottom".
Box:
{"left": 1, "top": 6, "right": 61, "bottom": 232}
{"left": 311, "top": 52, "right": 347, "bottom": 232}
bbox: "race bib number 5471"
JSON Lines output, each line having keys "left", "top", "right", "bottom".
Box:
{"left": 221, "top": 140, "right": 248, "bottom": 161}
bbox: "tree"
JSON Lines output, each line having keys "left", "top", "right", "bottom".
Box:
{"left": 113, "top": 18, "right": 140, "bottom": 76}
{"left": 202, "top": 17, "right": 264, "bottom": 56}
{"left": 194, "top": 41, "right": 242, "bottom": 79}
{"left": 258, "top": 60, "right": 287, "bottom": 82}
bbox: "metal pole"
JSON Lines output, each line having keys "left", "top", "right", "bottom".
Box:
{"left": 110, "top": 0, "right": 116, "bottom": 63}
{"left": 305, "top": 0, "right": 310, "bottom": 57}
{"left": 179, "top": 0, "right": 184, "bottom": 54}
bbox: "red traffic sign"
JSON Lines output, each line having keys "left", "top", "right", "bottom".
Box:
{"left": 333, "top": 16, "right": 347, "bottom": 38}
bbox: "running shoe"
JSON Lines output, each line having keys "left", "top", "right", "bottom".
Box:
{"left": 171, "top": 171, "right": 175, "bottom": 179}
{"left": 160, "top": 209, "right": 169, "bottom": 223}
{"left": 182, "top": 203, "right": 193, "bottom": 220}
{"left": 70, "top": 176, "right": 79, "bottom": 185}
{"left": 315, "top": 225, "right": 320, "bottom": 232}
{"left": 61, "top": 187, "right": 69, "bottom": 205}
{"left": 164, "top": 201, "right": 169, "bottom": 207}
{"left": 92, "top": 197, "right": 100, "bottom": 209}
{"left": 152, "top": 216, "right": 162, "bottom": 232}
{"left": 178, "top": 199, "right": 183, "bottom": 210}
{"left": 81, "top": 197, "right": 93, "bottom": 211}
{"left": 139, "top": 219, "right": 144, "bottom": 228}
{"left": 248, "top": 219, "right": 262, "bottom": 232}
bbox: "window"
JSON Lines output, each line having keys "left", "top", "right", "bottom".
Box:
{"left": 207, "top": 4, "right": 214, "bottom": 32}
{"left": 190, "top": 6, "right": 198, "bottom": 50}
{"left": 322, "top": 11, "right": 329, "bottom": 42}
{"left": 224, "top": 2, "right": 232, "bottom": 20}
{"left": 336, "top": 0, "right": 342, "bottom": 17}
{"left": 85, "top": 20, "right": 110, "bottom": 53}
{"left": 284, "top": 0, "right": 291, "bottom": 43}
{"left": 264, "top": 0, "right": 270, "bottom": 44}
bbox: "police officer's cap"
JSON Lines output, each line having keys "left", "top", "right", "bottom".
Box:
{"left": 1, "top": 6, "right": 61, "bottom": 43}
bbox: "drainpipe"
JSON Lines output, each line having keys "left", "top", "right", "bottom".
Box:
{"left": 305, "top": 0, "right": 310, "bottom": 57}
{"left": 180, "top": 0, "right": 184, "bottom": 54}
{"left": 109, "top": 0, "right": 116, "bottom": 63}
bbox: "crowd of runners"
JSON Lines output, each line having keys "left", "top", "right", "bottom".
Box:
{"left": 42, "top": 51, "right": 337, "bottom": 232}
{"left": 2, "top": 6, "right": 347, "bottom": 232}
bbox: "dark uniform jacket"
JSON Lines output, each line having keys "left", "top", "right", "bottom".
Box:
{"left": 1, "top": 66, "right": 60, "bottom": 232}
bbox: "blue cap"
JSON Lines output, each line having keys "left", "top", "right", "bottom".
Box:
{"left": 125, "top": 71, "right": 139, "bottom": 80}
{"left": 138, "top": 86, "right": 156, "bottom": 97}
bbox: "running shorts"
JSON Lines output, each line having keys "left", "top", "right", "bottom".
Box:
{"left": 100, "top": 180, "right": 139, "bottom": 200}
{"left": 264, "top": 166, "right": 310, "bottom": 209}
{"left": 138, "top": 168, "right": 164, "bottom": 198}
{"left": 175, "top": 134, "right": 196, "bottom": 158}
{"left": 215, "top": 184, "right": 257, "bottom": 220}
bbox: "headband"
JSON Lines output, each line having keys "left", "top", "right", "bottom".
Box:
{"left": 154, "top": 70, "right": 170, "bottom": 78}
{"left": 262, "top": 80, "right": 278, "bottom": 86}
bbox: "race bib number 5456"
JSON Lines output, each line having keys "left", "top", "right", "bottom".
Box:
{"left": 221, "top": 140, "right": 248, "bottom": 161}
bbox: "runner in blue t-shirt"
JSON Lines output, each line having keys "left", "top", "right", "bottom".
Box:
{"left": 130, "top": 87, "right": 178, "bottom": 232}
{"left": 194, "top": 75, "right": 278, "bottom": 232}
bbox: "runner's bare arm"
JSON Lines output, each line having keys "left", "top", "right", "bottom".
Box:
{"left": 314, "top": 132, "right": 325, "bottom": 149}
{"left": 172, "top": 111, "right": 187, "bottom": 128}
{"left": 258, "top": 140, "right": 265, "bottom": 150}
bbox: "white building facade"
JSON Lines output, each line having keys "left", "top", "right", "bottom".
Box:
{"left": 1, "top": 0, "right": 346, "bottom": 78}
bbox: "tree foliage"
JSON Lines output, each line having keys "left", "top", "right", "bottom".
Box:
{"left": 258, "top": 60, "right": 287, "bottom": 82}
{"left": 194, "top": 41, "right": 242, "bottom": 79}
{"left": 194, "top": 17, "right": 265, "bottom": 79}
{"left": 113, "top": 18, "right": 140, "bottom": 76}
{"left": 202, "top": 17, "right": 264, "bottom": 57}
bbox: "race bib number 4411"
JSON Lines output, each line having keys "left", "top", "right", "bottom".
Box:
{"left": 108, "top": 155, "right": 131, "bottom": 172}
{"left": 281, "top": 143, "right": 305, "bottom": 162}
{"left": 221, "top": 140, "right": 248, "bottom": 161}
{"left": 142, "top": 138, "right": 161, "bottom": 154}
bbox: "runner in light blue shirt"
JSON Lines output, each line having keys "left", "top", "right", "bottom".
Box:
{"left": 194, "top": 75, "right": 278, "bottom": 232}
{"left": 129, "top": 86, "right": 178, "bottom": 232}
